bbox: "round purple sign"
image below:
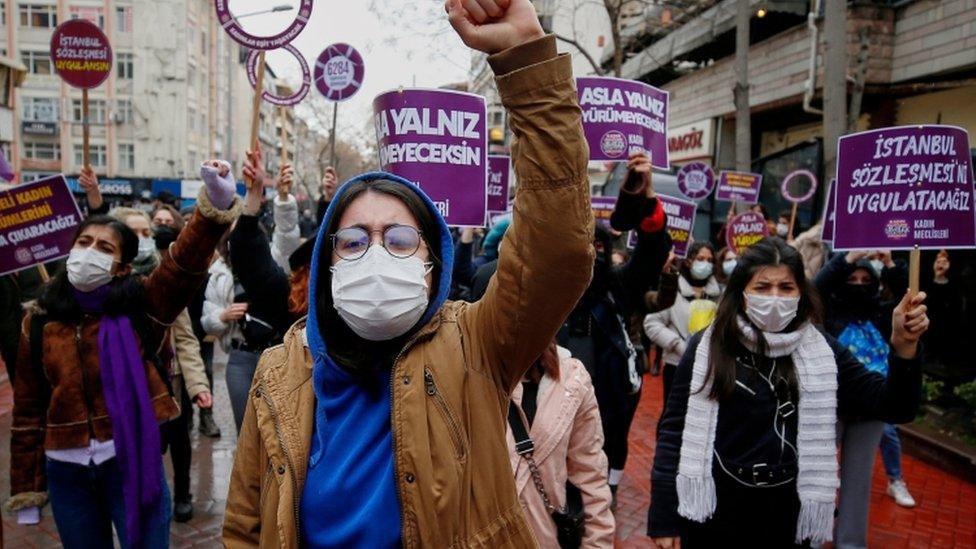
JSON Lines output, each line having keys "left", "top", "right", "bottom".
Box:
{"left": 246, "top": 44, "right": 311, "bottom": 106}
{"left": 215, "top": 0, "right": 313, "bottom": 51}
{"left": 50, "top": 19, "right": 113, "bottom": 89}
{"left": 676, "top": 161, "right": 715, "bottom": 201}
{"left": 313, "top": 43, "right": 365, "bottom": 102}
{"left": 781, "top": 169, "right": 818, "bottom": 204}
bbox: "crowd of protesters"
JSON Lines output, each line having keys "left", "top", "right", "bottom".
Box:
{"left": 0, "top": 0, "right": 966, "bottom": 548}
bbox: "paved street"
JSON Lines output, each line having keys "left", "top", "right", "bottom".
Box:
{"left": 2, "top": 366, "right": 975, "bottom": 547}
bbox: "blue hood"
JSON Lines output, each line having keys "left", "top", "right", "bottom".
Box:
{"left": 306, "top": 170, "right": 455, "bottom": 374}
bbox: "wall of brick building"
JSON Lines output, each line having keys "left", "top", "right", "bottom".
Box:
{"left": 891, "top": 0, "right": 976, "bottom": 82}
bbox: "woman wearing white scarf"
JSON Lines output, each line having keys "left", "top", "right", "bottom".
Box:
{"left": 648, "top": 238, "right": 928, "bottom": 548}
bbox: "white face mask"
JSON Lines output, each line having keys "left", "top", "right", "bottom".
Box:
{"left": 67, "top": 247, "right": 117, "bottom": 292}
{"left": 870, "top": 259, "right": 884, "bottom": 275}
{"left": 690, "top": 260, "right": 713, "bottom": 281}
{"left": 330, "top": 246, "right": 431, "bottom": 341}
{"left": 776, "top": 223, "right": 790, "bottom": 237}
{"left": 136, "top": 236, "right": 156, "bottom": 261}
{"left": 744, "top": 293, "right": 800, "bottom": 333}
{"left": 722, "top": 259, "right": 737, "bottom": 276}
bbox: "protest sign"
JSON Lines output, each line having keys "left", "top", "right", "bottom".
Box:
{"left": 833, "top": 125, "right": 975, "bottom": 251}
{"left": 676, "top": 161, "right": 715, "bottom": 201}
{"left": 373, "top": 88, "right": 488, "bottom": 227}
{"left": 658, "top": 194, "right": 697, "bottom": 257}
{"left": 0, "top": 176, "right": 83, "bottom": 277}
{"left": 487, "top": 155, "right": 511, "bottom": 214}
{"left": 247, "top": 44, "right": 310, "bottom": 106}
{"left": 780, "top": 169, "right": 818, "bottom": 237}
{"left": 214, "top": 0, "right": 314, "bottom": 50}
{"left": 716, "top": 171, "right": 762, "bottom": 204}
{"left": 576, "top": 77, "right": 669, "bottom": 169}
{"left": 591, "top": 197, "right": 616, "bottom": 227}
{"left": 726, "top": 211, "right": 769, "bottom": 254}
{"left": 820, "top": 179, "right": 836, "bottom": 244}
{"left": 50, "top": 19, "right": 112, "bottom": 89}
{"left": 314, "top": 43, "right": 365, "bottom": 102}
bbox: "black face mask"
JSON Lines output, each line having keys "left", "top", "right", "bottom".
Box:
{"left": 153, "top": 225, "right": 179, "bottom": 251}
{"left": 838, "top": 283, "right": 879, "bottom": 317}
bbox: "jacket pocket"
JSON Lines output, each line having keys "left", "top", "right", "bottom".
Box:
{"left": 424, "top": 368, "right": 467, "bottom": 461}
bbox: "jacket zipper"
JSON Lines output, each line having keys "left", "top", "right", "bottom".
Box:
{"left": 423, "top": 369, "right": 466, "bottom": 459}
{"left": 258, "top": 382, "right": 302, "bottom": 540}
{"left": 390, "top": 331, "right": 430, "bottom": 547}
{"left": 75, "top": 323, "right": 96, "bottom": 437}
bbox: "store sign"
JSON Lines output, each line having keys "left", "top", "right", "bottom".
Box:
{"left": 668, "top": 119, "right": 714, "bottom": 163}
{"left": 22, "top": 121, "right": 58, "bottom": 136}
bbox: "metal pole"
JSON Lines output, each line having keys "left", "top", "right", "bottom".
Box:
{"left": 329, "top": 102, "right": 338, "bottom": 168}
{"left": 823, "top": 0, "right": 847, "bottom": 180}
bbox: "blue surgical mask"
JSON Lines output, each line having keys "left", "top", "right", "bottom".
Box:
{"left": 870, "top": 259, "right": 884, "bottom": 275}
{"left": 691, "top": 260, "right": 713, "bottom": 281}
{"left": 722, "top": 259, "right": 737, "bottom": 276}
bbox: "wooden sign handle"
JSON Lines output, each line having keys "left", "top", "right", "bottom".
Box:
{"left": 246, "top": 51, "right": 267, "bottom": 190}
{"left": 37, "top": 264, "right": 50, "bottom": 283}
{"left": 787, "top": 202, "right": 799, "bottom": 239}
{"left": 909, "top": 246, "right": 921, "bottom": 296}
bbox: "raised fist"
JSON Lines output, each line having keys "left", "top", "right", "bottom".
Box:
{"left": 446, "top": 0, "right": 545, "bottom": 54}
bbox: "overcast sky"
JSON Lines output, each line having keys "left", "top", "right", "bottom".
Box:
{"left": 231, "top": 0, "right": 472, "bottom": 146}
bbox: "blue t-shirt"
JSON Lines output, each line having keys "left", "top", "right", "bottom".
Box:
{"left": 838, "top": 320, "right": 889, "bottom": 377}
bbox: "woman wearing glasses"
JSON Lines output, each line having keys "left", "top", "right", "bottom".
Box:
{"left": 222, "top": 1, "right": 596, "bottom": 547}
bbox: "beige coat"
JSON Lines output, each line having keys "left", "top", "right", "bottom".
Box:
{"left": 171, "top": 308, "right": 209, "bottom": 402}
{"left": 222, "top": 35, "right": 595, "bottom": 548}
{"left": 507, "top": 353, "right": 615, "bottom": 548}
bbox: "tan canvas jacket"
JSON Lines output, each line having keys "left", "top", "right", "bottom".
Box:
{"left": 222, "top": 35, "right": 595, "bottom": 548}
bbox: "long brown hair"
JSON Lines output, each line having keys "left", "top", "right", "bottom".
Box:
{"left": 289, "top": 264, "right": 310, "bottom": 316}
{"left": 526, "top": 341, "right": 560, "bottom": 383}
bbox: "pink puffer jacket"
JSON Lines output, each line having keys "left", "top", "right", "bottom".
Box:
{"left": 507, "top": 351, "right": 615, "bottom": 548}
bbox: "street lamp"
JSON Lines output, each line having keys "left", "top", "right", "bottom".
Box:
{"left": 233, "top": 4, "right": 294, "bottom": 20}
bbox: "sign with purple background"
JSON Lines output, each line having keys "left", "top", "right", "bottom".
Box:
{"left": 677, "top": 161, "right": 715, "bottom": 201}
{"left": 833, "top": 125, "right": 975, "bottom": 251}
{"left": 487, "top": 155, "right": 511, "bottom": 214}
{"left": 591, "top": 196, "right": 616, "bottom": 228}
{"left": 716, "top": 171, "right": 763, "bottom": 203}
{"left": 247, "top": 44, "right": 310, "bottom": 106}
{"left": 215, "top": 0, "right": 314, "bottom": 50}
{"left": 726, "top": 211, "right": 769, "bottom": 254}
{"left": 577, "top": 77, "right": 669, "bottom": 169}
{"left": 820, "top": 179, "right": 836, "bottom": 244}
{"left": 658, "top": 194, "right": 697, "bottom": 257}
{"left": 373, "top": 88, "right": 488, "bottom": 227}
{"left": 314, "top": 43, "right": 365, "bottom": 102}
{"left": 50, "top": 19, "right": 113, "bottom": 89}
{"left": 0, "top": 176, "right": 83, "bottom": 276}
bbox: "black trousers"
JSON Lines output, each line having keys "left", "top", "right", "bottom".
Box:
{"left": 167, "top": 381, "right": 193, "bottom": 502}
{"left": 603, "top": 385, "right": 642, "bottom": 472}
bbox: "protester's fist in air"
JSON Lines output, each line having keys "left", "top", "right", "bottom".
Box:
{"left": 200, "top": 159, "right": 236, "bottom": 210}
{"left": 890, "top": 290, "right": 929, "bottom": 359}
{"left": 446, "top": 0, "right": 545, "bottom": 54}
{"left": 242, "top": 149, "right": 270, "bottom": 188}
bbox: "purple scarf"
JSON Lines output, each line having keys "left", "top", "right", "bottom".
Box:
{"left": 75, "top": 287, "right": 164, "bottom": 546}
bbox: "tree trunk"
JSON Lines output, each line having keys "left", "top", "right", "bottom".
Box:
{"left": 823, "top": 0, "right": 848, "bottom": 180}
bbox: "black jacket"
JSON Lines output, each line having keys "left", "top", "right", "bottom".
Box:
{"left": 648, "top": 329, "right": 923, "bottom": 538}
{"left": 814, "top": 252, "right": 907, "bottom": 341}
{"left": 228, "top": 214, "right": 294, "bottom": 346}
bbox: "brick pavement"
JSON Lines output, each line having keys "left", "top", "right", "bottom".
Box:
{"left": 2, "top": 365, "right": 975, "bottom": 547}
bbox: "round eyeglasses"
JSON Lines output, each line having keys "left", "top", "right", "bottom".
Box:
{"left": 331, "top": 225, "right": 425, "bottom": 261}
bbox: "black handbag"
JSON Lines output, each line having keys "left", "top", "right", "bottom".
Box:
{"left": 507, "top": 403, "right": 585, "bottom": 549}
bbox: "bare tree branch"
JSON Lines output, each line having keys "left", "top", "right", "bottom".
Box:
{"left": 554, "top": 34, "right": 606, "bottom": 76}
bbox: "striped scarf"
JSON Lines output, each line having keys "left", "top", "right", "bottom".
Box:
{"left": 676, "top": 318, "right": 839, "bottom": 544}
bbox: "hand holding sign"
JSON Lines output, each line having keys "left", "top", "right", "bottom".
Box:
{"left": 446, "top": 0, "right": 545, "bottom": 54}
{"left": 277, "top": 164, "right": 294, "bottom": 198}
{"left": 242, "top": 150, "right": 267, "bottom": 216}
{"left": 626, "top": 152, "right": 654, "bottom": 198}
{"left": 78, "top": 166, "right": 103, "bottom": 211}
{"left": 891, "top": 290, "right": 929, "bottom": 359}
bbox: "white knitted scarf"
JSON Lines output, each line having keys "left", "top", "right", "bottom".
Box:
{"left": 676, "top": 318, "right": 840, "bottom": 544}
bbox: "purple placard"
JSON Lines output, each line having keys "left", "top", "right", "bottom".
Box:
{"left": 215, "top": 0, "right": 314, "bottom": 50}
{"left": 591, "top": 196, "right": 616, "bottom": 227}
{"left": 833, "top": 125, "right": 975, "bottom": 251}
{"left": 716, "top": 171, "right": 763, "bottom": 204}
{"left": 0, "top": 176, "right": 83, "bottom": 276}
{"left": 781, "top": 169, "right": 818, "bottom": 204}
{"left": 577, "top": 77, "right": 669, "bottom": 169}
{"left": 373, "top": 88, "right": 488, "bottom": 227}
{"left": 487, "top": 155, "right": 511, "bottom": 214}
{"left": 820, "top": 179, "right": 836, "bottom": 244}
{"left": 246, "top": 44, "right": 311, "bottom": 106}
{"left": 314, "top": 43, "right": 365, "bottom": 102}
{"left": 726, "top": 211, "right": 769, "bottom": 254}
{"left": 677, "top": 161, "right": 715, "bottom": 201}
{"left": 658, "top": 194, "right": 698, "bottom": 257}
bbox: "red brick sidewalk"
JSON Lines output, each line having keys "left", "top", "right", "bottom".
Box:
{"left": 613, "top": 372, "right": 976, "bottom": 548}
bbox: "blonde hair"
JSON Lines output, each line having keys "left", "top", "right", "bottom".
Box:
{"left": 109, "top": 206, "right": 151, "bottom": 225}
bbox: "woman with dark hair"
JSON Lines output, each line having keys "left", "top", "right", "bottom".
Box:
{"left": 715, "top": 246, "right": 737, "bottom": 288}
{"left": 649, "top": 238, "right": 928, "bottom": 548}
{"left": 645, "top": 241, "right": 722, "bottom": 408}
{"left": 152, "top": 204, "right": 186, "bottom": 233}
{"left": 8, "top": 162, "right": 241, "bottom": 548}
{"left": 223, "top": 2, "right": 595, "bottom": 546}
{"left": 506, "top": 341, "right": 615, "bottom": 547}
